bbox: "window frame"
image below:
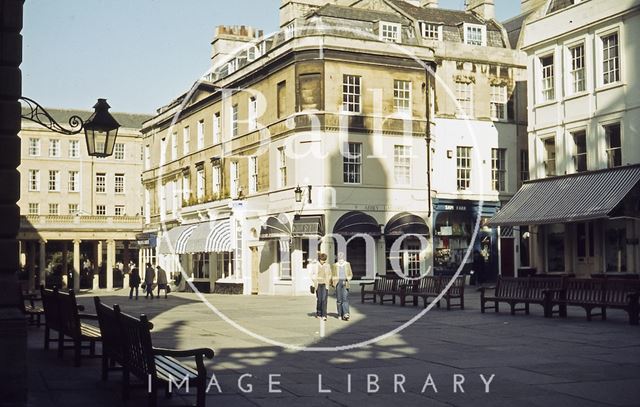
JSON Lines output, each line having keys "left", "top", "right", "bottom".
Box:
{"left": 463, "top": 23, "right": 486, "bottom": 46}
{"left": 96, "top": 205, "right": 106, "bottom": 216}
{"left": 28, "top": 203, "right": 39, "bottom": 215}
{"left": 197, "top": 120, "right": 205, "bottom": 150}
{"left": 419, "top": 21, "right": 442, "bottom": 40}
{"left": 542, "top": 136, "right": 556, "bottom": 177}
{"left": 171, "top": 132, "right": 178, "bottom": 161}
{"left": 604, "top": 122, "right": 622, "bottom": 168}
{"left": 114, "top": 173, "right": 125, "bottom": 194}
{"left": 49, "top": 139, "right": 60, "bottom": 158}
{"left": 212, "top": 164, "right": 221, "bottom": 196}
{"left": 491, "top": 148, "right": 507, "bottom": 192}
{"left": 455, "top": 81, "right": 474, "bottom": 117}
{"left": 539, "top": 53, "right": 555, "bottom": 103}
{"left": 28, "top": 138, "right": 41, "bottom": 156}
{"left": 196, "top": 167, "right": 205, "bottom": 200}
{"left": 28, "top": 169, "right": 40, "bottom": 191}
{"left": 379, "top": 21, "right": 401, "bottom": 43}
{"left": 68, "top": 170, "right": 80, "bottom": 192}
{"left": 393, "top": 145, "right": 412, "bottom": 185}
{"left": 343, "top": 142, "right": 362, "bottom": 184}
{"left": 183, "top": 126, "right": 190, "bottom": 155}
{"left": 231, "top": 104, "right": 239, "bottom": 137}
{"left": 48, "top": 203, "right": 59, "bottom": 216}
{"left": 490, "top": 84, "right": 507, "bottom": 121}
{"left": 599, "top": 29, "right": 621, "bottom": 87}
{"left": 48, "top": 170, "right": 60, "bottom": 192}
{"left": 567, "top": 42, "right": 586, "bottom": 95}
{"left": 456, "top": 146, "right": 472, "bottom": 191}
{"left": 230, "top": 161, "right": 239, "bottom": 198}
{"left": 69, "top": 139, "right": 80, "bottom": 158}
{"left": 249, "top": 155, "right": 258, "bottom": 194}
{"left": 213, "top": 112, "right": 221, "bottom": 144}
{"left": 95, "top": 172, "right": 106, "bottom": 193}
{"left": 277, "top": 146, "right": 287, "bottom": 188}
{"left": 571, "top": 129, "right": 587, "bottom": 172}
{"left": 520, "top": 149, "right": 530, "bottom": 185}
{"left": 393, "top": 79, "right": 412, "bottom": 115}
{"left": 342, "top": 75, "right": 362, "bottom": 114}
{"left": 248, "top": 97, "right": 258, "bottom": 131}
{"left": 114, "top": 143, "right": 125, "bottom": 160}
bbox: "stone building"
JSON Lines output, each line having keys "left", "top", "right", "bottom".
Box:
{"left": 490, "top": 0, "right": 640, "bottom": 277}
{"left": 17, "top": 107, "right": 150, "bottom": 291}
{"left": 141, "top": 0, "right": 528, "bottom": 295}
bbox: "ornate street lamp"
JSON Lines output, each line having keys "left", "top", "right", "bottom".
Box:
{"left": 294, "top": 185, "right": 312, "bottom": 204}
{"left": 20, "top": 97, "right": 121, "bottom": 157}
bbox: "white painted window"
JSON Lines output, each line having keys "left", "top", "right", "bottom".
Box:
{"left": 28, "top": 169, "right": 40, "bottom": 191}
{"left": 601, "top": 32, "right": 620, "bottom": 85}
{"left": 69, "top": 140, "right": 80, "bottom": 158}
{"left": 28, "top": 138, "right": 40, "bottom": 156}
{"left": 455, "top": 82, "right": 474, "bottom": 117}
{"left": 28, "top": 203, "right": 39, "bottom": 215}
{"left": 230, "top": 161, "right": 239, "bottom": 198}
{"left": 96, "top": 205, "right": 106, "bottom": 216}
{"left": 393, "top": 145, "right": 411, "bottom": 185}
{"left": 249, "top": 156, "right": 258, "bottom": 194}
{"left": 114, "top": 173, "right": 125, "bottom": 194}
{"left": 48, "top": 170, "right": 60, "bottom": 192}
{"left": 95, "top": 173, "right": 106, "bottom": 193}
{"left": 182, "top": 174, "right": 190, "bottom": 202}
{"left": 419, "top": 22, "right": 441, "bottom": 40}
{"left": 49, "top": 139, "right": 60, "bottom": 157}
{"left": 114, "top": 143, "right": 125, "bottom": 160}
{"left": 171, "top": 132, "right": 178, "bottom": 161}
{"left": 569, "top": 44, "right": 585, "bottom": 94}
{"left": 68, "top": 171, "right": 80, "bottom": 192}
{"left": 197, "top": 120, "right": 205, "bottom": 150}
{"left": 183, "top": 127, "right": 190, "bottom": 155}
{"left": 464, "top": 23, "right": 486, "bottom": 46}
{"left": 491, "top": 148, "right": 506, "bottom": 192}
{"left": 284, "top": 22, "right": 295, "bottom": 40}
{"left": 540, "top": 54, "right": 555, "bottom": 102}
{"left": 231, "top": 104, "right": 239, "bottom": 137}
{"left": 456, "top": 146, "right": 472, "bottom": 190}
{"left": 212, "top": 165, "right": 221, "bottom": 196}
{"left": 543, "top": 137, "right": 556, "bottom": 177}
{"left": 490, "top": 84, "right": 507, "bottom": 120}
{"left": 144, "top": 145, "right": 150, "bottom": 168}
{"left": 160, "top": 137, "right": 167, "bottom": 165}
{"left": 48, "top": 203, "right": 59, "bottom": 215}
{"left": 520, "top": 149, "right": 529, "bottom": 184}
{"left": 68, "top": 203, "right": 78, "bottom": 215}
{"left": 248, "top": 97, "right": 257, "bottom": 131}
{"left": 342, "top": 75, "right": 361, "bottom": 113}
{"left": 380, "top": 21, "right": 401, "bottom": 43}
{"left": 213, "top": 112, "right": 221, "bottom": 144}
{"left": 572, "top": 130, "right": 587, "bottom": 172}
{"left": 605, "top": 123, "right": 621, "bottom": 168}
{"left": 277, "top": 146, "right": 287, "bottom": 188}
{"left": 114, "top": 205, "right": 125, "bottom": 216}
{"left": 196, "top": 168, "right": 205, "bottom": 200}
{"left": 343, "top": 142, "right": 362, "bottom": 184}
{"left": 393, "top": 80, "right": 412, "bottom": 115}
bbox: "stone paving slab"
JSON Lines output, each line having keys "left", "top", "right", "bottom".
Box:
{"left": 23, "top": 288, "right": 640, "bottom": 406}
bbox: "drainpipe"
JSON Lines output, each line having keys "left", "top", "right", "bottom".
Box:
{"left": 425, "top": 63, "right": 434, "bottom": 219}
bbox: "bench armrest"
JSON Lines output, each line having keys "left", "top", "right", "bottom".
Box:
{"left": 478, "top": 286, "right": 494, "bottom": 294}
{"left": 78, "top": 313, "right": 98, "bottom": 320}
{"left": 154, "top": 347, "right": 215, "bottom": 360}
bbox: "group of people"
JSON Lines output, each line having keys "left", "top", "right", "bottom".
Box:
{"left": 128, "top": 262, "right": 170, "bottom": 300}
{"left": 309, "top": 252, "right": 353, "bottom": 321}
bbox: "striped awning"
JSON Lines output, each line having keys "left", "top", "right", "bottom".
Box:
{"left": 184, "top": 220, "right": 232, "bottom": 253}
{"left": 157, "top": 225, "right": 197, "bottom": 255}
{"left": 488, "top": 165, "right": 640, "bottom": 227}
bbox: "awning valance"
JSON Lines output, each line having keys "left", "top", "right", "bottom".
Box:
{"left": 333, "top": 211, "right": 381, "bottom": 237}
{"left": 293, "top": 215, "right": 325, "bottom": 237}
{"left": 488, "top": 164, "right": 640, "bottom": 227}
{"left": 260, "top": 215, "right": 291, "bottom": 240}
{"left": 157, "top": 225, "right": 197, "bottom": 255}
{"left": 384, "top": 212, "right": 429, "bottom": 237}
{"left": 184, "top": 220, "right": 232, "bottom": 253}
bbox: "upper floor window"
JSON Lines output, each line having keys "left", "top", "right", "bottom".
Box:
{"left": 182, "top": 173, "right": 190, "bottom": 202}
{"left": 28, "top": 169, "right": 40, "bottom": 191}
{"left": 569, "top": 44, "right": 585, "bottom": 94}
{"left": 114, "top": 205, "right": 125, "bottom": 216}
{"left": 248, "top": 97, "right": 258, "bottom": 131}
{"left": 196, "top": 167, "right": 205, "bottom": 200}
{"left": 68, "top": 203, "right": 78, "bottom": 215}
{"left": 96, "top": 173, "right": 106, "bottom": 193}
{"left": 605, "top": 123, "right": 621, "bottom": 168}
{"left": 230, "top": 161, "right": 239, "bottom": 199}
{"left": 490, "top": 84, "right": 507, "bottom": 120}
{"left": 231, "top": 104, "right": 239, "bottom": 137}
{"left": 455, "top": 82, "right": 473, "bottom": 117}
{"left": 464, "top": 24, "right": 485, "bottom": 46}
{"left": 114, "top": 173, "right": 125, "bottom": 194}
{"left": 277, "top": 81, "right": 287, "bottom": 118}
{"left": 49, "top": 139, "right": 60, "bottom": 157}
{"left": 28, "top": 138, "right": 40, "bottom": 156}
{"left": 249, "top": 156, "right": 258, "bottom": 194}
{"left": 213, "top": 112, "right": 221, "bottom": 144}
{"left": 183, "top": 126, "right": 190, "bottom": 155}
{"left": 520, "top": 149, "right": 529, "bottom": 184}
{"left": 394, "top": 145, "right": 411, "bottom": 185}
{"left": 284, "top": 22, "right": 295, "bottom": 40}
{"left": 114, "top": 143, "right": 125, "bottom": 160}
{"left": 572, "top": 130, "right": 587, "bottom": 172}
{"left": 96, "top": 205, "right": 106, "bottom": 216}
{"left": 28, "top": 203, "right": 39, "bottom": 215}
{"left": 144, "top": 145, "right": 150, "bottom": 169}
{"left": 160, "top": 138, "right": 167, "bottom": 165}
{"left": 342, "top": 75, "right": 361, "bottom": 113}
{"left": 491, "top": 148, "right": 506, "bottom": 192}
{"left": 48, "top": 203, "right": 59, "bottom": 216}
{"left": 456, "top": 146, "right": 472, "bottom": 191}
{"left": 212, "top": 164, "right": 221, "bottom": 196}
{"left": 343, "top": 142, "right": 362, "bottom": 184}
{"left": 68, "top": 171, "right": 80, "bottom": 192}
{"left": 543, "top": 137, "right": 556, "bottom": 176}
{"left": 380, "top": 22, "right": 401, "bottom": 43}
{"left": 69, "top": 140, "right": 80, "bottom": 158}
{"left": 419, "top": 22, "right": 441, "bottom": 40}
{"left": 601, "top": 32, "right": 620, "bottom": 85}
{"left": 171, "top": 132, "right": 178, "bottom": 161}
{"left": 540, "top": 54, "right": 555, "bottom": 102}
{"left": 277, "top": 146, "right": 287, "bottom": 188}
{"left": 48, "top": 170, "right": 60, "bottom": 192}
{"left": 393, "top": 80, "right": 412, "bottom": 115}
{"left": 197, "top": 120, "right": 205, "bottom": 150}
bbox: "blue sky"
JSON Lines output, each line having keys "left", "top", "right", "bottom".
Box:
{"left": 22, "top": 0, "right": 522, "bottom": 114}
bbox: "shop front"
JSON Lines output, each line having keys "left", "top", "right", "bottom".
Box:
{"left": 432, "top": 198, "right": 500, "bottom": 283}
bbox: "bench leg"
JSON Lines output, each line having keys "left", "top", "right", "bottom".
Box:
{"left": 586, "top": 307, "right": 592, "bottom": 321}
{"left": 601, "top": 307, "right": 607, "bottom": 321}
{"left": 525, "top": 303, "right": 530, "bottom": 315}
{"left": 196, "top": 379, "right": 206, "bottom": 407}
{"left": 44, "top": 327, "right": 50, "bottom": 350}
{"left": 122, "top": 368, "right": 130, "bottom": 400}
{"left": 446, "top": 297, "right": 451, "bottom": 311}
{"left": 74, "top": 340, "right": 82, "bottom": 367}
{"left": 148, "top": 381, "right": 158, "bottom": 407}
{"left": 57, "top": 333, "right": 64, "bottom": 358}
{"left": 101, "top": 355, "right": 108, "bottom": 381}
{"left": 510, "top": 303, "right": 516, "bottom": 315}
{"left": 460, "top": 296, "right": 464, "bottom": 310}
{"left": 481, "top": 300, "right": 486, "bottom": 313}
{"left": 36, "top": 314, "right": 42, "bottom": 327}
{"left": 495, "top": 302, "right": 499, "bottom": 313}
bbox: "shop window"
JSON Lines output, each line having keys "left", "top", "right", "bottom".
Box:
{"left": 216, "top": 252, "right": 234, "bottom": 279}
{"left": 386, "top": 236, "right": 422, "bottom": 278}
{"left": 193, "top": 253, "right": 210, "bottom": 279}
{"left": 434, "top": 212, "right": 473, "bottom": 272}
{"left": 605, "top": 222, "right": 627, "bottom": 273}
{"left": 576, "top": 222, "right": 594, "bottom": 259}
{"left": 277, "top": 240, "right": 291, "bottom": 280}
{"left": 546, "top": 224, "right": 565, "bottom": 272}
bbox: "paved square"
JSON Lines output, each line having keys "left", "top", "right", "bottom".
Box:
{"left": 27, "top": 289, "right": 640, "bottom": 406}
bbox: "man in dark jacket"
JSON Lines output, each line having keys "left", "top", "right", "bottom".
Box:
{"left": 144, "top": 262, "right": 155, "bottom": 299}
{"left": 129, "top": 265, "right": 141, "bottom": 300}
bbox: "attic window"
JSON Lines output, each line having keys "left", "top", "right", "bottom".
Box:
{"left": 380, "top": 22, "right": 401, "bottom": 43}
{"left": 463, "top": 23, "right": 486, "bottom": 46}
{"left": 419, "top": 22, "right": 441, "bottom": 41}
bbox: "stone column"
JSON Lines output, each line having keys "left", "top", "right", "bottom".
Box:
{"left": 27, "top": 241, "right": 36, "bottom": 292}
{"left": 72, "top": 239, "right": 81, "bottom": 291}
{"left": 97, "top": 240, "right": 103, "bottom": 267}
{"left": 39, "top": 239, "right": 46, "bottom": 287}
{"left": 0, "top": 0, "right": 26, "bottom": 403}
{"left": 61, "top": 241, "right": 68, "bottom": 288}
{"left": 106, "top": 239, "right": 115, "bottom": 290}
{"left": 122, "top": 240, "right": 130, "bottom": 272}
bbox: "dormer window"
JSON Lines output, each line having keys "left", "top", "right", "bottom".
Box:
{"left": 419, "top": 21, "right": 442, "bottom": 41}
{"left": 380, "top": 21, "right": 401, "bottom": 43}
{"left": 463, "top": 23, "right": 486, "bottom": 46}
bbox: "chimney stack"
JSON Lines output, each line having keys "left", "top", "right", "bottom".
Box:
{"left": 421, "top": 0, "right": 438, "bottom": 7}
{"left": 465, "top": 0, "right": 495, "bottom": 20}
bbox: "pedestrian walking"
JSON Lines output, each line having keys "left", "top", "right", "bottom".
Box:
{"left": 129, "top": 265, "right": 141, "bottom": 300}
{"left": 331, "top": 252, "right": 353, "bottom": 321}
{"left": 144, "top": 262, "right": 155, "bottom": 299}
{"left": 311, "top": 253, "right": 331, "bottom": 320}
{"left": 156, "top": 265, "right": 169, "bottom": 299}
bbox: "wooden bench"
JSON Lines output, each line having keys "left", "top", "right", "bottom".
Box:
{"left": 40, "top": 286, "right": 101, "bottom": 366}
{"left": 19, "top": 288, "right": 44, "bottom": 327}
{"left": 480, "top": 276, "right": 563, "bottom": 317}
{"left": 440, "top": 276, "right": 465, "bottom": 310}
{"left": 94, "top": 297, "right": 215, "bottom": 406}
{"left": 544, "top": 278, "right": 640, "bottom": 325}
{"left": 401, "top": 276, "right": 466, "bottom": 310}
{"left": 360, "top": 276, "right": 402, "bottom": 304}
{"left": 94, "top": 297, "right": 126, "bottom": 384}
